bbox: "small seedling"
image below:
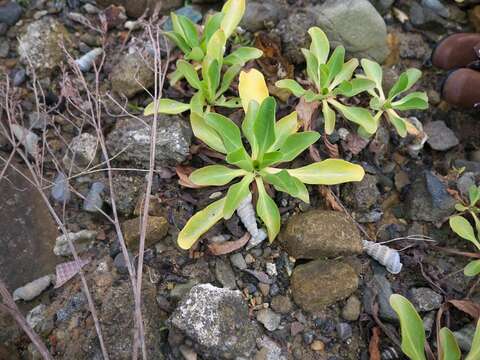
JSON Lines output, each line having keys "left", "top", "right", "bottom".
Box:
{"left": 390, "top": 294, "right": 480, "bottom": 360}
{"left": 177, "top": 70, "right": 365, "bottom": 249}
{"left": 449, "top": 214, "right": 480, "bottom": 277}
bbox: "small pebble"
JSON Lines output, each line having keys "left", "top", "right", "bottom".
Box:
{"left": 258, "top": 283, "right": 270, "bottom": 297}
{"left": 311, "top": 340, "right": 325, "bottom": 352}
{"left": 303, "top": 331, "right": 315, "bottom": 345}
{"left": 256, "top": 308, "right": 281, "bottom": 331}
{"left": 336, "top": 322, "right": 353, "bottom": 341}
{"left": 230, "top": 253, "right": 247, "bottom": 270}
{"left": 114, "top": 252, "right": 134, "bottom": 275}
{"left": 269, "top": 283, "right": 280, "bottom": 296}
{"left": 245, "top": 253, "right": 255, "bottom": 264}
{"left": 290, "top": 321, "right": 304, "bottom": 336}
{"left": 266, "top": 262, "right": 277, "bottom": 277}
{"left": 342, "top": 295, "right": 361, "bottom": 321}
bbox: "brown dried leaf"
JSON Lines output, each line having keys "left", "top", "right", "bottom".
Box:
{"left": 254, "top": 32, "right": 294, "bottom": 81}
{"left": 296, "top": 97, "right": 320, "bottom": 131}
{"left": 323, "top": 133, "right": 339, "bottom": 158}
{"left": 369, "top": 327, "right": 382, "bottom": 360}
{"left": 207, "top": 232, "right": 250, "bottom": 255}
{"left": 344, "top": 132, "right": 370, "bottom": 155}
{"left": 176, "top": 165, "right": 204, "bottom": 189}
{"left": 449, "top": 299, "right": 480, "bottom": 320}
{"left": 319, "top": 186, "right": 343, "bottom": 212}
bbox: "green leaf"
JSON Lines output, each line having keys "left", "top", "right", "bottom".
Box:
{"left": 262, "top": 169, "right": 309, "bottom": 203}
{"left": 259, "top": 151, "right": 283, "bottom": 168}
{"left": 319, "top": 63, "right": 330, "bottom": 90}
{"left": 206, "top": 59, "right": 221, "bottom": 99}
{"left": 226, "top": 147, "right": 254, "bottom": 172}
{"left": 302, "top": 48, "right": 320, "bottom": 90}
{"left": 275, "top": 79, "right": 307, "bottom": 97}
{"left": 223, "top": 174, "right": 254, "bottom": 219}
{"left": 205, "top": 112, "right": 243, "bottom": 153}
{"left": 185, "top": 46, "right": 204, "bottom": 61}
{"left": 254, "top": 97, "right": 276, "bottom": 160}
{"left": 326, "top": 46, "right": 345, "bottom": 85}
{"left": 389, "top": 294, "right": 427, "bottom": 360}
{"left": 391, "top": 92, "right": 429, "bottom": 111}
{"left": 439, "top": 327, "right": 461, "bottom": 360}
{"left": 335, "top": 78, "right": 376, "bottom": 97}
{"left": 165, "top": 31, "right": 191, "bottom": 54}
{"left": 190, "top": 112, "right": 226, "bottom": 154}
{"left": 464, "top": 260, "right": 480, "bottom": 277}
{"left": 177, "top": 14, "right": 199, "bottom": 48}
{"left": 361, "top": 58, "right": 383, "bottom": 89}
{"left": 144, "top": 98, "right": 190, "bottom": 115}
{"left": 455, "top": 203, "right": 468, "bottom": 212}
{"left": 190, "top": 91, "right": 205, "bottom": 115}
{"left": 323, "top": 100, "right": 336, "bottom": 135}
{"left": 279, "top": 131, "right": 320, "bottom": 162}
{"left": 177, "top": 60, "right": 202, "bottom": 90}
{"left": 308, "top": 27, "right": 330, "bottom": 64}
{"left": 171, "top": 13, "right": 187, "bottom": 43}
{"left": 255, "top": 177, "right": 281, "bottom": 242}
{"left": 178, "top": 197, "right": 226, "bottom": 250}
{"left": 202, "top": 12, "right": 223, "bottom": 50}
{"left": 386, "top": 109, "right": 408, "bottom": 138}
{"left": 449, "top": 216, "right": 480, "bottom": 248}
{"left": 287, "top": 159, "right": 365, "bottom": 185}
{"left": 270, "top": 111, "right": 298, "bottom": 151}
{"left": 224, "top": 47, "right": 263, "bottom": 66}
{"left": 190, "top": 165, "right": 247, "bottom": 186}
{"left": 329, "top": 100, "right": 377, "bottom": 135}
{"left": 217, "top": 64, "right": 242, "bottom": 97}
{"left": 220, "top": 0, "right": 245, "bottom": 38}
{"left": 388, "top": 69, "right": 422, "bottom": 100}
{"left": 242, "top": 99, "right": 259, "bottom": 157}
{"left": 330, "top": 58, "right": 359, "bottom": 89}
{"left": 465, "top": 320, "right": 480, "bottom": 360}
{"left": 206, "top": 29, "right": 226, "bottom": 63}
{"left": 469, "top": 185, "right": 480, "bottom": 206}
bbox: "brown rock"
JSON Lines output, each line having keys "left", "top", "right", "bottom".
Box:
{"left": 271, "top": 295, "right": 293, "bottom": 314}
{"left": 96, "top": 0, "right": 182, "bottom": 18}
{"left": 122, "top": 216, "right": 168, "bottom": 250}
{"left": 291, "top": 259, "right": 358, "bottom": 312}
{"left": 279, "top": 210, "right": 363, "bottom": 259}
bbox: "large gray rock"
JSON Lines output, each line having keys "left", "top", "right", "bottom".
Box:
{"left": 106, "top": 115, "right": 192, "bottom": 167}
{"left": 290, "top": 259, "right": 359, "bottom": 312}
{"left": 405, "top": 171, "right": 455, "bottom": 223}
{"left": 18, "top": 17, "right": 72, "bottom": 75}
{"left": 110, "top": 53, "right": 154, "bottom": 98}
{"left": 279, "top": 210, "right": 363, "bottom": 259}
{"left": 169, "top": 284, "right": 260, "bottom": 359}
{"left": 241, "top": 0, "right": 288, "bottom": 32}
{"left": 314, "top": 0, "right": 389, "bottom": 63}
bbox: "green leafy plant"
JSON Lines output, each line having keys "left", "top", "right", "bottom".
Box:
{"left": 276, "top": 27, "right": 378, "bottom": 137}
{"left": 145, "top": 0, "right": 262, "bottom": 143}
{"left": 359, "top": 59, "right": 429, "bottom": 137}
{"left": 449, "top": 214, "right": 480, "bottom": 277}
{"left": 390, "top": 294, "right": 480, "bottom": 360}
{"left": 177, "top": 70, "right": 365, "bottom": 249}
{"left": 275, "top": 27, "right": 428, "bottom": 138}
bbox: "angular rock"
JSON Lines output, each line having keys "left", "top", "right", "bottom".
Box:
{"left": 26, "top": 304, "right": 54, "bottom": 336}
{"left": 230, "top": 253, "right": 247, "bottom": 270}
{"left": 342, "top": 174, "right": 380, "bottom": 211}
{"left": 106, "top": 174, "right": 144, "bottom": 216}
{"left": 363, "top": 269, "right": 397, "bottom": 321}
{"left": 18, "top": 17, "right": 72, "bottom": 76}
{"left": 279, "top": 210, "right": 363, "bottom": 259}
{"left": 457, "top": 172, "right": 475, "bottom": 197}
{"left": 0, "top": 1, "right": 22, "bottom": 27}
{"left": 110, "top": 53, "right": 154, "bottom": 98}
{"left": 342, "top": 295, "right": 361, "bottom": 321}
{"left": 62, "top": 133, "right": 99, "bottom": 172}
{"left": 290, "top": 259, "right": 359, "bottom": 312}
{"left": 169, "top": 284, "right": 260, "bottom": 359}
{"left": 215, "top": 258, "right": 237, "bottom": 289}
{"left": 13, "top": 275, "right": 53, "bottom": 301}
{"left": 274, "top": 9, "right": 317, "bottom": 64}
{"left": 83, "top": 182, "right": 105, "bottom": 212}
{"left": 271, "top": 295, "right": 293, "bottom": 314}
{"left": 405, "top": 171, "right": 455, "bottom": 222}
{"left": 424, "top": 121, "right": 459, "bottom": 151}
{"left": 314, "top": 0, "right": 389, "bottom": 62}
{"left": 122, "top": 216, "right": 168, "bottom": 250}
{"left": 408, "top": 287, "right": 443, "bottom": 312}
{"left": 54, "top": 230, "right": 97, "bottom": 256}
{"left": 241, "top": 0, "right": 288, "bottom": 32}
{"left": 256, "top": 308, "right": 281, "bottom": 331}
{"left": 106, "top": 115, "right": 192, "bottom": 167}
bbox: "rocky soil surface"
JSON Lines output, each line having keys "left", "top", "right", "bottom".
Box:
{"left": 1, "top": 0, "right": 480, "bottom": 359}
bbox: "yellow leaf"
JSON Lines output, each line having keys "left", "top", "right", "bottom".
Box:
{"left": 238, "top": 69, "right": 269, "bottom": 112}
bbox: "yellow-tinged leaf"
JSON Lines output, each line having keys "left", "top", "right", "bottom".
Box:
{"left": 190, "top": 112, "right": 227, "bottom": 154}
{"left": 221, "top": 0, "right": 245, "bottom": 38}
{"left": 144, "top": 99, "right": 190, "bottom": 115}
{"left": 178, "top": 197, "right": 226, "bottom": 250}
{"left": 239, "top": 69, "right": 269, "bottom": 112}
{"left": 287, "top": 159, "right": 365, "bottom": 185}
{"left": 255, "top": 177, "right": 280, "bottom": 242}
